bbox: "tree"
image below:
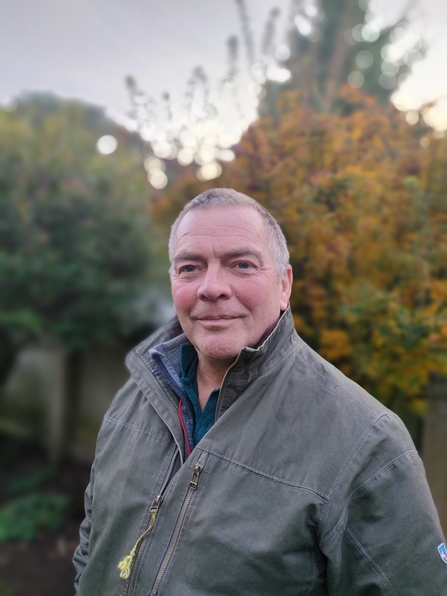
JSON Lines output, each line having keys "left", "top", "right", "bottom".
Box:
{"left": 0, "top": 93, "right": 159, "bottom": 389}
{"left": 236, "top": 0, "right": 426, "bottom": 114}
{"left": 153, "top": 88, "right": 447, "bottom": 422}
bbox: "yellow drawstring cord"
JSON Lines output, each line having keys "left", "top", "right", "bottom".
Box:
{"left": 117, "top": 509, "right": 157, "bottom": 579}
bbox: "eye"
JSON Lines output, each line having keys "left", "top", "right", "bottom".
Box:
{"left": 236, "top": 262, "right": 251, "bottom": 269}
{"left": 179, "top": 265, "right": 196, "bottom": 273}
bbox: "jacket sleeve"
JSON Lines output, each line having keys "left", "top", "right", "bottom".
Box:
{"left": 320, "top": 449, "right": 447, "bottom": 594}
{"left": 73, "top": 465, "right": 95, "bottom": 594}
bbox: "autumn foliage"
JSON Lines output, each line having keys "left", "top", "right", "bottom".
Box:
{"left": 152, "top": 88, "right": 447, "bottom": 411}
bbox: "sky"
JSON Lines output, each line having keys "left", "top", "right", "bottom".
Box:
{"left": 1, "top": 0, "right": 447, "bottom": 129}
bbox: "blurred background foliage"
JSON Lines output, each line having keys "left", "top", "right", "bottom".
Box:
{"left": 257, "top": 0, "right": 425, "bottom": 112}
{"left": 127, "top": 0, "right": 430, "bottom": 189}
{"left": 0, "top": 93, "right": 170, "bottom": 390}
{"left": 0, "top": 471, "right": 68, "bottom": 542}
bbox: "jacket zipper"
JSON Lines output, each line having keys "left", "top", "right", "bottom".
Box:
{"left": 150, "top": 464, "right": 202, "bottom": 595}
{"left": 122, "top": 451, "right": 179, "bottom": 595}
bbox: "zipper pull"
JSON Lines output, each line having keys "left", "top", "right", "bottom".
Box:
{"left": 151, "top": 493, "right": 163, "bottom": 512}
{"left": 189, "top": 464, "right": 202, "bottom": 490}
{"left": 117, "top": 494, "right": 162, "bottom": 579}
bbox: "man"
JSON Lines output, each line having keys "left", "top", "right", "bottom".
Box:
{"left": 74, "top": 188, "right": 446, "bottom": 594}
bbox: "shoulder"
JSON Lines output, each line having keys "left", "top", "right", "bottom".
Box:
{"left": 283, "top": 334, "right": 417, "bottom": 472}
{"left": 292, "top": 334, "right": 397, "bottom": 422}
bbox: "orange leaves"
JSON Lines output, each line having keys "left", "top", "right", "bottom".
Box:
{"left": 430, "top": 280, "right": 447, "bottom": 303}
{"left": 319, "top": 329, "right": 352, "bottom": 362}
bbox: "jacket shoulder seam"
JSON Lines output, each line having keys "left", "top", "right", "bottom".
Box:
{"left": 346, "top": 449, "right": 418, "bottom": 505}
{"left": 319, "top": 412, "right": 389, "bottom": 531}
{"left": 320, "top": 450, "right": 418, "bottom": 546}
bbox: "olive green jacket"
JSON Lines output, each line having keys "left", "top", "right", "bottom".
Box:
{"left": 73, "top": 308, "right": 447, "bottom": 595}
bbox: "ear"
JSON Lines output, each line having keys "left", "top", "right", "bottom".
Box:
{"left": 279, "top": 265, "right": 293, "bottom": 310}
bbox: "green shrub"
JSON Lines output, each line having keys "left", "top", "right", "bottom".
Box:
{"left": 0, "top": 493, "right": 69, "bottom": 541}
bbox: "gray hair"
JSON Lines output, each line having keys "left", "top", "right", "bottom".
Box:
{"left": 168, "top": 188, "right": 290, "bottom": 275}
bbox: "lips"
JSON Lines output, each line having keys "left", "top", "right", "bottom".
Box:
{"left": 199, "top": 315, "right": 239, "bottom": 320}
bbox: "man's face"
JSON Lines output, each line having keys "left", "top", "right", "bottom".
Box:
{"left": 170, "top": 206, "right": 292, "bottom": 368}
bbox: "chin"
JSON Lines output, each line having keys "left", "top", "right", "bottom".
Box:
{"left": 199, "top": 342, "right": 242, "bottom": 363}
{"left": 206, "top": 349, "right": 241, "bottom": 362}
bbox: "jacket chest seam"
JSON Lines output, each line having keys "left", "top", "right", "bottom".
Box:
{"left": 202, "top": 448, "right": 330, "bottom": 500}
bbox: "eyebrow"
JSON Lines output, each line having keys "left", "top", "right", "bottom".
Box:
{"left": 224, "top": 249, "right": 264, "bottom": 262}
{"left": 172, "top": 248, "right": 265, "bottom": 266}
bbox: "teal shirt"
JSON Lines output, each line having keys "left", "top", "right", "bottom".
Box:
{"left": 179, "top": 344, "right": 219, "bottom": 446}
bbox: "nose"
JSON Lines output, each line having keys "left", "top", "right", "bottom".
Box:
{"left": 197, "top": 265, "right": 232, "bottom": 301}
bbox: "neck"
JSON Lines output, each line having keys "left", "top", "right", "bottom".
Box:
{"left": 196, "top": 356, "right": 235, "bottom": 410}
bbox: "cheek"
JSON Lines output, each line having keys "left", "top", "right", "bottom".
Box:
{"left": 171, "top": 283, "right": 196, "bottom": 313}
{"left": 238, "top": 283, "right": 283, "bottom": 317}
{"left": 233, "top": 281, "right": 271, "bottom": 310}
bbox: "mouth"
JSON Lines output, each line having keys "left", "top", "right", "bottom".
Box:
{"left": 194, "top": 315, "right": 242, "bottom": 325}
{"left": 199, "top": 315, "right": 238, "bottom": 321}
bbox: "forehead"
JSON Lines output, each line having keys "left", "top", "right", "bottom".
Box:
{"left": 173, "top": 206, "right": 268, "bottom": 252}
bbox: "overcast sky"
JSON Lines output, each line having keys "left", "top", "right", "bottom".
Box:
{"left": 1, "top": 0, "right": 447, "bottom": 127}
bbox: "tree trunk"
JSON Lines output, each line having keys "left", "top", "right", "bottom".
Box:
{"left": 322, "top": 0, "right": 359, "bottom": 111}
{"left": 0, "top": 334, "right": 19, "bottom": 392}
{"left": 61, "top": 349, "right": 83, "bottom": 461}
